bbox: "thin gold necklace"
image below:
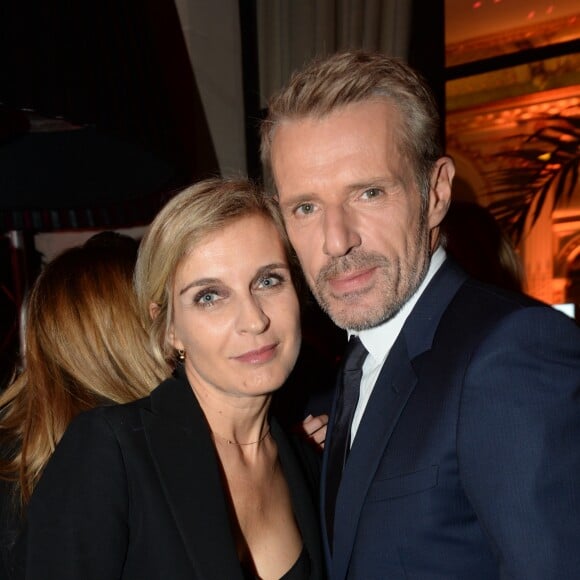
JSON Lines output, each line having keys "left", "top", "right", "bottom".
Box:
{"left": 211, "top": 427, "right": 271, "bottom": 446}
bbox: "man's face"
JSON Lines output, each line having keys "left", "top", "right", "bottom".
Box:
{"left": 270, "top": 99, "right": 451, "bottom": 330}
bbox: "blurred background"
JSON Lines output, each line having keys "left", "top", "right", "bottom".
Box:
{"left": 1, "top": 0, "right": 579, "bottom": 387}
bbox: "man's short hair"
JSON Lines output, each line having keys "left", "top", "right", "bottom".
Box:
{"left": 261, "top": 50, "right": 443, "bottom": 200}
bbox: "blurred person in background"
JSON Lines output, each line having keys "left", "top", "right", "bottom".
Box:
{"left": 0, "top": 231, "right": 171, "bottom": 578}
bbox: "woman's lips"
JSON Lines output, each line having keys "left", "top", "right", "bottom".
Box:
{"left": 233, "top": 344, "right": 278, "bottom": 364}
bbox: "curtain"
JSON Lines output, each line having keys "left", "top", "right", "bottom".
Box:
{"left": 173, "top": 0, "right": 248, "bottom": 176}
{"left": 256, "top": 0, "right": 413, "bottom": 107}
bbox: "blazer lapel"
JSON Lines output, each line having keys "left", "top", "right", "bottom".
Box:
{"left": 320, "top": 375, "right": 341, "bottom": 561}
{"left": 142, "top": 375, "right": 244, "bottom": 580}
{"left": 272, "top": 420, "right": 324, "bottom": 576}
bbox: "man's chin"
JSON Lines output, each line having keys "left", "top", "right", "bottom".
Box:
{"left": 321, "top": 299, "right": 388, "bottom": 331}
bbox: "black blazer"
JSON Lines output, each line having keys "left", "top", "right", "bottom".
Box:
{"left": 0, "top": 478, "right": 19, "bottom": 579}
{"left": 15, "top": 372, "right": 325, "bottom": 579}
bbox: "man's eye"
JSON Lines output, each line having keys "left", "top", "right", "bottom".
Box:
{"left": 362, "top": 188, "right": 383, "bottom": 199}
{"left": 295, "top": 202, "right": 315, "bottom": 215}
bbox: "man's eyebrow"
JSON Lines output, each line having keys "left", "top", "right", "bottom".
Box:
{"left": 279, "top": 177, "right": 396, "bottom": 207}
{"left": 279, "top": 193, "right": 316, "bottom": 207}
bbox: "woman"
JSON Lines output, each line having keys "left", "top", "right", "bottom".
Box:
{"left": 0, "top": 232, "right": 171, "bottom": 578}
{"left": 17, "top": 179, "right": 325, "bottom": 579}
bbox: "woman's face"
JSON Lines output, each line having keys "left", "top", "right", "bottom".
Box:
{"left": 170, "top": 213, "right": 301, "bottom": 399}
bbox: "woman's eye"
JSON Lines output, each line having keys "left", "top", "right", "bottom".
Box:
{"left": 258, "top": 274, "right": 283, "bottom": 289}
{"left": 195, "top": 291, "right": 219, "bottom": 306}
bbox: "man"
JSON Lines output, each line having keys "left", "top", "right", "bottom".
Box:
{"left": 261, "top": 50, "right": 580, "bottom": 579}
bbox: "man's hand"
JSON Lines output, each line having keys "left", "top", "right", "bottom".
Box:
{"left": 300, "top": 413, "right": 329, "bottom": 450}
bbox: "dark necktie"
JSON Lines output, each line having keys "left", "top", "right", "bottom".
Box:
{"left": 325, "top": 335, "right": 368, "bottom": 548}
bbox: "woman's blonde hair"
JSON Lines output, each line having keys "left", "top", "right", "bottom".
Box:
{"left": 134, "top": 177, "right": 303, "bottom": 366}
{"left": 0, "top": 232, "right": 170, "bottom": 506}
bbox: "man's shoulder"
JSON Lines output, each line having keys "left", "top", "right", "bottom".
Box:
{"left": 437, "top": 278, "right": 580, "bottom": 348}
{"left": 454, "top": 276, "right": 552, "bottom": 320}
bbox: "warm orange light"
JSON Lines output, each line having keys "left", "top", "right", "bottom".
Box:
{"left": 538, "top": 152, "right": 552, "bottom": 162}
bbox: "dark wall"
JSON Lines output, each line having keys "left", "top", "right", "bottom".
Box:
{"left": 0, "top": 0, "right": 219, "bottom": 188}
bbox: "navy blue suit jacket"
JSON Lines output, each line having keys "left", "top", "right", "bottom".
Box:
{"left": 323, "top": 259, "right": 580, "bottom": 579}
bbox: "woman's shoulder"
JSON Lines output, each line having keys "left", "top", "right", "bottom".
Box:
{"left": 63, "top": 372, "right": 188, "bottom": 440}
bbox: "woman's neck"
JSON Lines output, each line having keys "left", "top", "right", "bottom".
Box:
{"left": 185, "top": 372, "right": 272, "bottom": 451}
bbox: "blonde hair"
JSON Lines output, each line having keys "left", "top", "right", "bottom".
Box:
{"left": 0, "top": 232, "right": 170, "bottom": 506}
{"left": 260, "top": 50, "right": 442, "bottom": 201}
{"left": 134, "top": 177, "right": 303, "bottom": 366}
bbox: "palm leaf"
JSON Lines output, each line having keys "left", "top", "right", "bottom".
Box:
{"left": 484, "top": 111, "right": 580, "bottom": 245}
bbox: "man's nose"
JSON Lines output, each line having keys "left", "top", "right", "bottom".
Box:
{"left": 322, "top": 207, "right": 361, "bottom": 257}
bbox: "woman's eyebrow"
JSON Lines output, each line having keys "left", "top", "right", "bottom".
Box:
{"left": 179, "top": 277, "right": 221, "bottom": 296}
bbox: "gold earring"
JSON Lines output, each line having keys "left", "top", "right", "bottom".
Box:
{"left": 177, "top": 349, "right": 185, "bottom": 361}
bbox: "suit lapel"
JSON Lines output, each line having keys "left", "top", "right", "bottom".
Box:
{"left": 142, "top": 374, "right": 244, "bottom": 579}
{"left": 329, "top": 259, "right": 468, "bottom": 578}
{"left": 331, "top": 337, "right": 417, "bottom": 577}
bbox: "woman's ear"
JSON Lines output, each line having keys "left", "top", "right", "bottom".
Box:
{"left": 168, "top": 326, "right": 181, "bottom": 351}
{"left": 427, "top": 156, "right": 454, "bottom": 230}
{"left": 149, "top": 302, "right": 160, "bottom": 321}
{"left": 150, "top": 301, "right": 182, "bottom": 351}
{"left": 166, "top": 321, "right": 182, "bottom": 351}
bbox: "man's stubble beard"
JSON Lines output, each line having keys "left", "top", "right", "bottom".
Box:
{"left": 309, "top": 216, "right": 431, "bottom": 331}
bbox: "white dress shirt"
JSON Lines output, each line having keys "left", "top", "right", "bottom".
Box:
{"left": 348, "top": 247, "right": 446, "bottom": 445}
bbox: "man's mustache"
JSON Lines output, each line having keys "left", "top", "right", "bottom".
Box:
{"left": 316, "top": 251, "right": 389, "bottom": 284}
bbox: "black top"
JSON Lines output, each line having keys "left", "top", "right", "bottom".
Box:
{"left": 280, "top": 547, "right": 311, "bottom": 580}
{"left": 242, "top": 546, "right": 310, "bottom": 580}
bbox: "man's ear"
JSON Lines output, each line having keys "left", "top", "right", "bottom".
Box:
{"left": 427, "top": 156, "right": 454, "bottom": 230}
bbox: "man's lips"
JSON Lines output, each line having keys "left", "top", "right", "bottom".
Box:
{"left": 232, "top": 344, "right": 278, "bottom": 364}
{"left": 327, "top": 267, "right": 377, "bottom": 294}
